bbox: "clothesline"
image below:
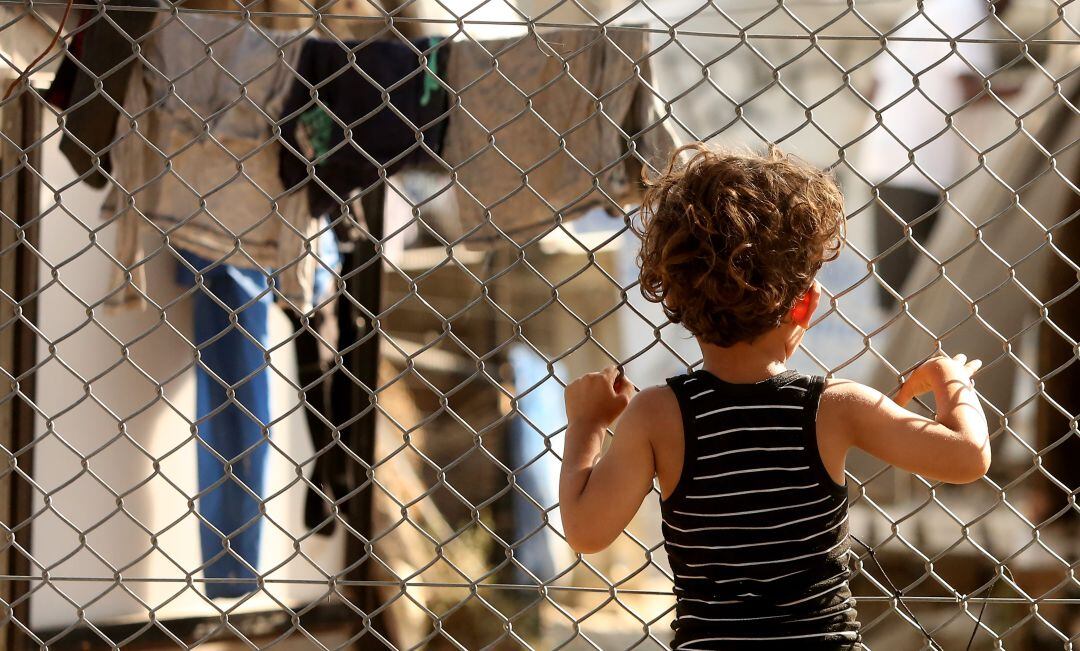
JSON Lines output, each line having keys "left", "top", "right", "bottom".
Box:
{"left": 1, "top": 2, "right": 1072, "bottom": 45}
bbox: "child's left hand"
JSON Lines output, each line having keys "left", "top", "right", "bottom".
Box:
{"left": 564, "top": 367, "right": 636, "bottom": 430}
{"left": 895, "top": 352, "right": 981, "bottom": 407}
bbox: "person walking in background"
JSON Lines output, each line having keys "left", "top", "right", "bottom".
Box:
{"left": 861, "top": 0, "right": 996, "bottom": 305}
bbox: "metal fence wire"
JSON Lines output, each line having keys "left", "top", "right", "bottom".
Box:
{"left": 0, "top": 0, "right": 1078, "bottom": 649}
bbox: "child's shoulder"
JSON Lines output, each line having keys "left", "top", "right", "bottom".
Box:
{"left": 616, "top": 384, "right": 683, "bottom": 446}
{"left": 821, "top": 376, "right": 893, "bottom": 408}
{"left": 618, "top": 384, "right": 685, "bottom": 496}
{"left": 621, "top": 384, "right": 682, "bottom": 428}
{"left": 818, "top": 376, "right": 899, "bottom": 436}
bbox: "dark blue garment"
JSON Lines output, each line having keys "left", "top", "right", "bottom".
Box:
{"left": 277, "top": 36, "right": 450, "bottom": 217}
{"left": 177, "top": 250, "right": 273, "bottom": 599}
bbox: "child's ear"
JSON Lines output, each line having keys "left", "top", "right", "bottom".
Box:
{"left": 790, "top": 281, "right": 820, "bottom": 329}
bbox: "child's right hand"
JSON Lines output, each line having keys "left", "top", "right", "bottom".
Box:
{"left": 564, "top": 367, "right": 636, "bottom": 430}
{"left": 895, "top": 353, "right": 982, "bottom": 407}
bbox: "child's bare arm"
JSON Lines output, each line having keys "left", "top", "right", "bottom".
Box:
{"left": 820, "top": 354, "right": 990, "bottom": 484}
{"left": 560, "top": 368, "right": 660, "bottom": 554}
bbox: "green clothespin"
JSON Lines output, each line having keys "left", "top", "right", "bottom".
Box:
{"left": 420, "top": 38, "right": 444, "bottom": 108}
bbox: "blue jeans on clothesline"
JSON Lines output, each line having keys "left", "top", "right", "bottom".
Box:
{"left": 177, "top": 249, "right": 272, "bottom": 599}
{"left": 507, "top": 345, "right": 565, "bottom": 584}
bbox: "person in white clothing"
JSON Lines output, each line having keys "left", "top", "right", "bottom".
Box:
{"left": 860, "top": 0, "right": 996, "bottom": 305}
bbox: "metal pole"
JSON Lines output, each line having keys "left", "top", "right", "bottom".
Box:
{"left": 0, "top": 91, "right": 42, "bottom": 651}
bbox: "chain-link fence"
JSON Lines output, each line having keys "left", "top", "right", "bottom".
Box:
{"left": 0, "top": 0, "right": 1078, "bottom": 649}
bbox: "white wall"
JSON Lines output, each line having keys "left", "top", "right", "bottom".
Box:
{"left": 30, "top": 129, "right": 344, "bottom": 629}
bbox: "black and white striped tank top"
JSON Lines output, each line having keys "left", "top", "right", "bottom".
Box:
{"left": 662, "top": 369, "right": 860, "bottom": 650}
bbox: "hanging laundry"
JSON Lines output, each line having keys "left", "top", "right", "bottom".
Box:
{"left": 288, "top": 292, "right": 346, "bottom": 535}
{"left": 277, "top": 36, "right": 451, "bottom": 218}
{"left": 175, "top": 249, "right": 274, "bottom": 599}
{"left": 46, "top": 0, "right": 160, "bottom": 188}
{"left": 104, "top": 14, "right": 328, "bottom": 313}
{"left": 42, "top": 10, "right": 89, "bottom": 111}
{"left": 441, "top": 28, "right": 680, "bottom": 248}
{"left": 283, "top": 225, "right": 348, "bottom": 536}
{"left": 179, "top": 0, "right": 436, "bottom": 40}
{"left": 290, "top": 228, "right": 388, "bottom": 536}
{"left": 506, "top": 345, "right": 567, "bottom": 583}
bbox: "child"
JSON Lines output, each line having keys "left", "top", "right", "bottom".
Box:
{"left": 559, "top": 144, "right": 990, "bottom": 650}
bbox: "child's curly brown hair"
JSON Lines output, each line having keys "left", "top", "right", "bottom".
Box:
{"left": 635, "top": 143, "right": 845, "bottom": 347}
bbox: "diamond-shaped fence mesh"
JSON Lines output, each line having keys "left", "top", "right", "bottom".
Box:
{"left": 0, "top": 0, "right": 1077, "bottom": 649}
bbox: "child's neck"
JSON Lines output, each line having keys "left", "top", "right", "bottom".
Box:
{"left": 698, "top": 328, "right": 798, "bottom": 384}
